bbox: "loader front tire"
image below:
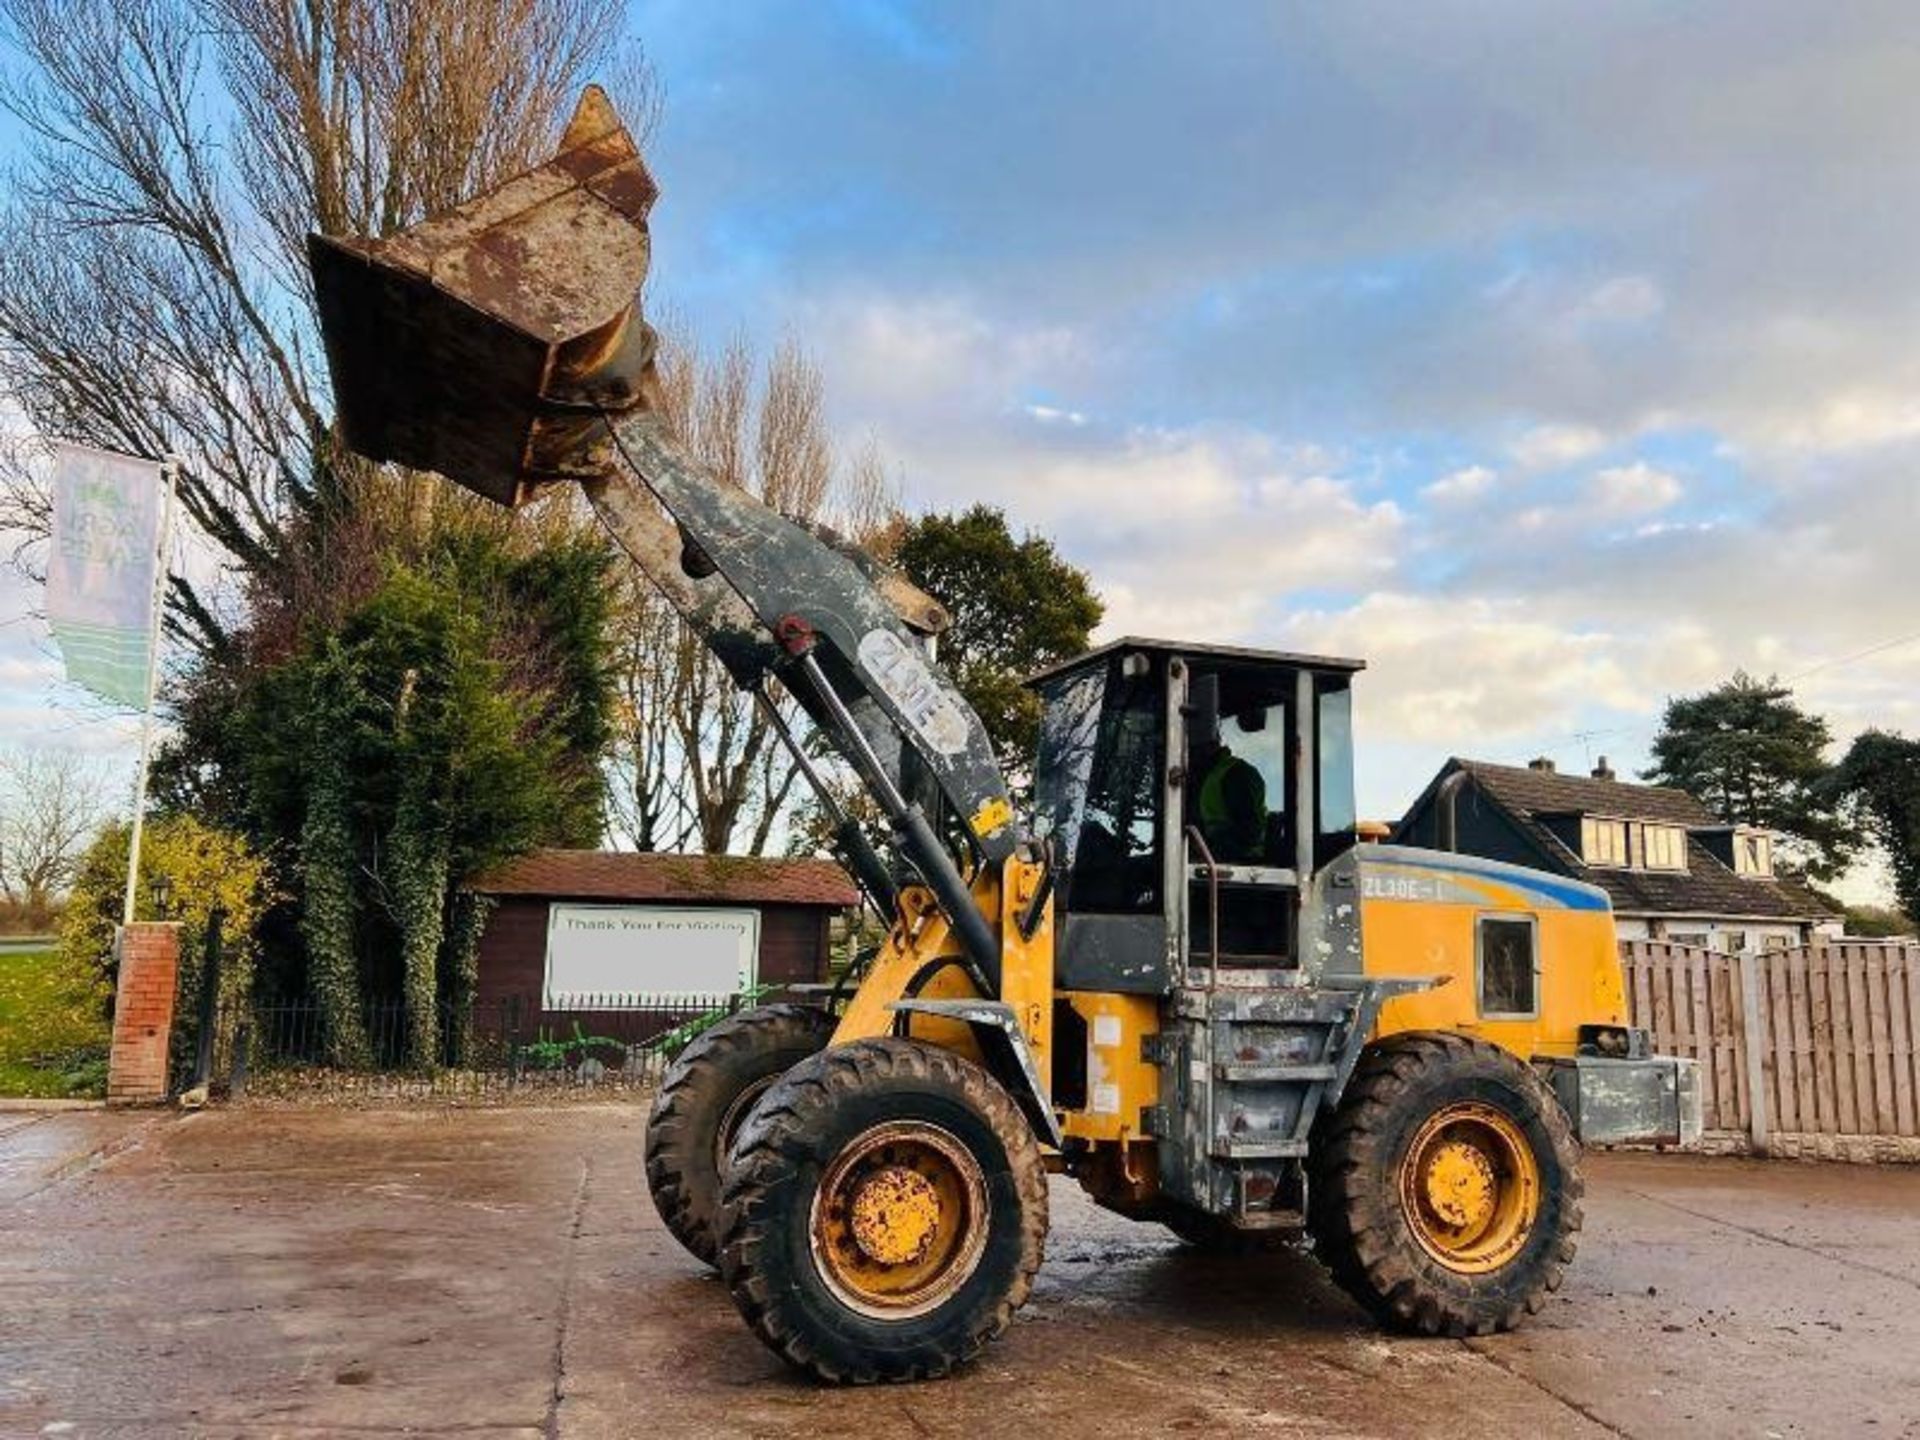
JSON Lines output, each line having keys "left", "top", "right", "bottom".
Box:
{"left": 644, "top": 1003, "right": 837, "bottom": 1267}
{"left": 1308, "top": 1032, "right": 1582, "bottom": 1337}
{"left": 718, "top": 1038, "right": 1048, "bottom": 1384}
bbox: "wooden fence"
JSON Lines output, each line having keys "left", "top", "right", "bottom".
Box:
{"left": 1621, "top": 939, "right": 1920, "bottom": 1153}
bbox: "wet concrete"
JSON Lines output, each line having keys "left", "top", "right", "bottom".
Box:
{"left": 4, "top": 1105, "right": 1918, "bottom": 1439}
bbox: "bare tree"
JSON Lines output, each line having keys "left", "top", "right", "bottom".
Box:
{"left": 0, "top": 0, "right": 657, "bottom": 637}
{"left": 606, "top": 334, "right": 903, "bottom": 856}
{"left": 0, "top": 747, "right": 111, "bottom": 926}
{"left": 606, "top": 586, "right": 699, "bottom": 852}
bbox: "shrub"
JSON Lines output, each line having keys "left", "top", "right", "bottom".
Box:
{"left": 60, "top": 816, "right": 275, "bottom": 1039}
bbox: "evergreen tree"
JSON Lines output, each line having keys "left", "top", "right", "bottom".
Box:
{"left": 1832, "top": 732, "right": 1920, "bottom": 930}
{"left": 1644, "top": 672, "right": 1853, "bottom": 881}
{"left": 158, "top": 520, "right": 617, "bottom": 1066}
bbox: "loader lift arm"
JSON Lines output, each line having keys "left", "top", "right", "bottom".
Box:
{"left": 308, "top": 85, "right": 1023, "bottom": 997}
{"left": 602, "top": 414, "right": 1020, "bottom": 993}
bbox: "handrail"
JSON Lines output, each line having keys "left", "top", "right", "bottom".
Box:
{"left": 1185, "top": 824, "right": 1221, "bottom": 993}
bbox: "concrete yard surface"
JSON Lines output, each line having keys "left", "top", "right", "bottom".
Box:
{"left": 4, "top": 1104, "right": 1918, "bottom": 1439}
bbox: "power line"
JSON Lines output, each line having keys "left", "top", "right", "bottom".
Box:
{"left": 1785, "top": 628, "right": 1920, "bottom": 683}
{"left": 1497, "top": 623, "right": 1920, "bottom": 768}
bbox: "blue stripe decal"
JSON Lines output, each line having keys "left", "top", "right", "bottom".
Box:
{"left": 1367, "top": 850, "right": 1611, "bottom": 912}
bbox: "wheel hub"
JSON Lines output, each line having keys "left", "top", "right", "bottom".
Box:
{"left": 809, "top": 1120, "right": 991, "bottom": 1320}
{"left": 1398, "top": 1101, "right": 1542, "bottom": 1275}
{"left": 1424, "top": 1139, "right": 1497, "bottom": 1229}
{"left": 849, "top": 1166, "right": 942, "bottom": 1265}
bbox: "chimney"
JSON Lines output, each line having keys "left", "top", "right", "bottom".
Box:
{"left": 1528, "top": 757, "right": 1556, "bottom": 773}
{"left": 1592, "top": 756, "right": 1616, "bottom": 781}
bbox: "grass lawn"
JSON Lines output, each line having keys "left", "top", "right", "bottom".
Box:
{"left": 0, "top": 946, "right": 111, "bottom": 1098}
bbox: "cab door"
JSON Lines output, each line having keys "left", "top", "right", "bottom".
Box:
{"left": 1179, "top": 662, "right": 1301, "bottom": 971}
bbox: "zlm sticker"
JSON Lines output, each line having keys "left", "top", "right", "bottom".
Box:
{"left": 857, "top": 629, "right": 970, "bottom": 756}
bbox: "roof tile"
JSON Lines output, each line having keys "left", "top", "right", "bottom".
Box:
{"left": 468, "top": 850, "right": 860, "bottom": 908}
{"left": 1456, "top": 761, "right": 1838, "bottom": 921}
{"left": 1460, "top": 759, "right": 1716, "bottom": 825}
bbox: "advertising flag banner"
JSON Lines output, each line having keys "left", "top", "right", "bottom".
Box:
{"left": 45, "top": 443, "right": 166, "bottom": 708}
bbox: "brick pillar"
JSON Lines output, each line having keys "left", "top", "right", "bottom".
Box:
{"left": 108, "top": 922, "right": 183, "bottom": 1106}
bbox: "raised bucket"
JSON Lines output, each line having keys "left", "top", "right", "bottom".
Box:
{"left": 308, "top": 87, "right": 657, "bottom": 506}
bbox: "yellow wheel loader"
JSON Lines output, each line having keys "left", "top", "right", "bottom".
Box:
{"left": 309, "top": 89, "right": 1703, "bottom": 1384}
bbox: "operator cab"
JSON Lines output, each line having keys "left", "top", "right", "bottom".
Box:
{"left": 1029, "top": 638, "right": 1364, "bottom": 994}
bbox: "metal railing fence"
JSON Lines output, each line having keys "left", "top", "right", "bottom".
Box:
{"left": 190, "top": 990, "right": 769, "bottom": 1099}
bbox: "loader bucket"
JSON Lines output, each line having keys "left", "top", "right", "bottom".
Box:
{"left": 309, "top": 87, "right": 657, "bottom": 506}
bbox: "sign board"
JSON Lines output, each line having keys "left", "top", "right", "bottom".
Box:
{"left": 543, "top": 903, "right": 759, "bottom": 1005}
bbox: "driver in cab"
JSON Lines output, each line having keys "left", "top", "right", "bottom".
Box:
{"left": 1193, "top": 710, "right": 1270, "bottom": 864}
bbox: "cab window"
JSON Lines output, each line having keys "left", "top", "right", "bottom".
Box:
{"left": 1478, "top": 915, "right": 1538, "bottom": 1017}
{"left": 1186, "top": 665, "right": 1290, "bottom": 868}
{"left": 1315, "top": 680, "right": 1358, "bottom": 867}
{"left": 1035, "top": 658, "right": 1162, "bottom": 913}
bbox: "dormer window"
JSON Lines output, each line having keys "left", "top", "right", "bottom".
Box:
{"left": 1576, "top": 816, "right": 1687, "bottom": 871}
{"left": 1580, "top": 816, "right": 1628, "bottom": 866}
{"left": 1734, "top": 830, "right": 1773, "bottom": 878}
{"left": 1639, "top": 823, "right": 1687, "bottom": 871}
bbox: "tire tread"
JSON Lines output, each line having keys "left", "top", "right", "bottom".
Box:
{"left": 643, "top": 1004, "right": 836, "bottom": 1267}
{"left": 1308, "top": 1030, "right": 1583, "bottom": 1338}
{"left": 718, "top": 1037, "right": 1048, "bottom": 1384}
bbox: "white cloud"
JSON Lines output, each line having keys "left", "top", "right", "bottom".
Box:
{"left": 1278, "top": 592, "right": 1642, "bottom": 746}
{"left": 1589, "top": 461, "right": 1682, "bottom": 515}
{"left": 1725, "top": 389, "right": 1920, "bottom": 456}
{"left": 964, "top": 426, "right": 1405, "bottom": 645}
{"left": 1023, "top": 403, "right": 1087, "bottom": 427}
{"left": 1421, "top": 464, "right": 1497, "bottom": 505}
{"left": 819, "top": 294, "right": 1089, "bottom": 416}
{"left": 806, "top": 292, "right": 1406, "bottom": 647}
{"left": 1509, "top": 423, "right": 1608, "bottom": 471}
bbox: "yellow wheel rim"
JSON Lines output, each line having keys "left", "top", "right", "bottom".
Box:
{"left": 1398, "top": 1102, "right": 1540, "bottom": 1274}
{"left": 809, "top": 1121, "right": 989, "bottom": 1319}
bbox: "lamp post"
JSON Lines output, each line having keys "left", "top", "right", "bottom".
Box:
{"left": 147, "top": 872, "right": 174, "bottom": 919}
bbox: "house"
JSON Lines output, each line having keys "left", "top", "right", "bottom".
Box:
{"left": 465, "top": 849, "right": 859, "bottom": 1017}
{"left": 1394, "top": 757, "right": 1841, "bottom": 952}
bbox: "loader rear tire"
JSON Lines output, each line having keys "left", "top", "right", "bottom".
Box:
{"left": 1308, "top": 1031, "right": 1582, "bottom": 1337}
{"left": 717, "top": 1038, "right": 1048, "bottom": 1384}
{"left": 644, "top": 1003, "right": 837, "bottom": 1268}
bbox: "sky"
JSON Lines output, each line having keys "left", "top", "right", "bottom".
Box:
{"left": 6, "top": 2, "right": 1920, "bottom": 900}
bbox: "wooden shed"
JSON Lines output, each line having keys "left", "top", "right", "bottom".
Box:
{"left": 466, "top": 850, "right": 858, "bottom": 1020}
